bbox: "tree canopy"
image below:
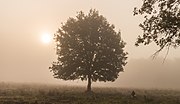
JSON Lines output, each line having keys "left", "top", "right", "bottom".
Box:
{"left": 134, "top": 0, "right": 180, "bottom": 55}
{"left": 49, "top": 9, "right": 127, "bottom": 92}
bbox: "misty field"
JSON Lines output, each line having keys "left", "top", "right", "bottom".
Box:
{"left": 0, "top": 83, "right": 180, "bottom": 104}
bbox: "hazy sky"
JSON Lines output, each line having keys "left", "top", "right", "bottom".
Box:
{"left": 0, "top": 0, "right": 180, "bottom": 89}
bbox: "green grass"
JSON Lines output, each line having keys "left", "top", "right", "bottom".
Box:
{"left": 0, "top": 82, "right": 180, "bottom": 104}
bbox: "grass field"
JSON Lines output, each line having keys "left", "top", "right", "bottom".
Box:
{"left": 0, "top": 82, "right": 180, "bottom": 104}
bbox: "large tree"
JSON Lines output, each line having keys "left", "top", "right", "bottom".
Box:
{"left": 49, "top": 9, "right": 127, "bottom": 92}
{"left": 134, "top": 0, "right": 180, "bottom": 56}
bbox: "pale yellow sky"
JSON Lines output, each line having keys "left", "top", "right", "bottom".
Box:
{"left": 0, "top": 0, "right": 180, "bottom": 89}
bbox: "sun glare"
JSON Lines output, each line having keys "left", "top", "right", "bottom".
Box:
{"left": 41, "top": 33, "right": 52, "bottom": 44}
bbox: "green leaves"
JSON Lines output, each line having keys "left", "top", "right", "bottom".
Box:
{"left": 134, "top": 0, "right": 180, "bottom": 50}
{"left": 49, "top": 9, "right": 127, "bottom": 83}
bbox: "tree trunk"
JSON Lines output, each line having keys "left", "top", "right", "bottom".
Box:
{"left": 86, "top": 74, "right": 92, "bottom": 92}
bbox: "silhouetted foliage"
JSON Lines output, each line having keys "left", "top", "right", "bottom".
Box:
{"left": 134, "top": 0, "right": 180, "bottom": 55}
{"left": 49, "top": 9, "right": 128, "bottom": 92}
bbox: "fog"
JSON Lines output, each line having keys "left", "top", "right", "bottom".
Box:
{"left": 1, "top": 57, "right": 180, "bottom": 90}
{"left": 114, "top": 58, "right": 180, "bottom": 90}
{"left": 0, "top": 0, "right": 180, "bottom": 90}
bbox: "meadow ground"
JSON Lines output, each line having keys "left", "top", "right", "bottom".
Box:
{"left": 0, "top": 82, "right": 180, "bottom": 104}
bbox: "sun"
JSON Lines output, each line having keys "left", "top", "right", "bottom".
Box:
{"left": 41, "top": 33, "right": 52, "bottom": 44}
